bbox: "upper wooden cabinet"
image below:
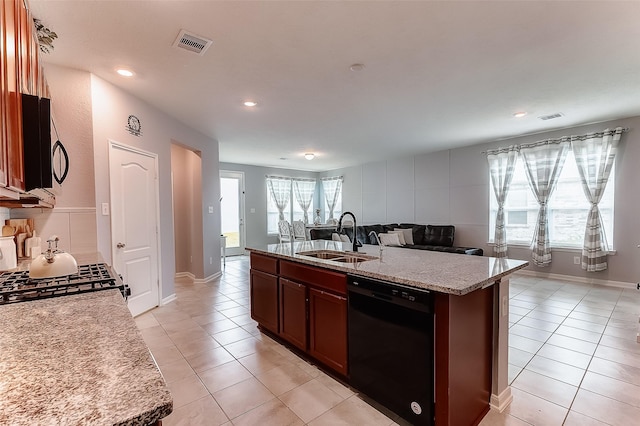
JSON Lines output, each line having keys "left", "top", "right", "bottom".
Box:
{"left": 0, "top": 0, "right": 49, "bottom": 197}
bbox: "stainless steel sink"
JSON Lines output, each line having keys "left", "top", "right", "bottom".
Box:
{"left": 296, "top": 250, "right": 378, "bottom": 264}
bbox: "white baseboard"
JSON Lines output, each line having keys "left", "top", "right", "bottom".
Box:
{"left": 161, "top": 293, "right": 177, "bottom": 305}
{"left": 175, "top": 272, "right": 195, "bottom": 281}
{"left": 490, "top": 386, "right": 513, "bottom": 412}
{"left": 515, "top": 270, "right": 636, "bottom": 290}
{"left": 195, "top": 271, "right": 222, "bottom": 284}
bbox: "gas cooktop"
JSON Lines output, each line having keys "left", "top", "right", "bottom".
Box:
{"left": 0, "top": 263, "right": 130, "bottom": 305}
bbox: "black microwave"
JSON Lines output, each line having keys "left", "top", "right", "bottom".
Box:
{"left": 21, "top": 93, "right": 52, "bottom": 191}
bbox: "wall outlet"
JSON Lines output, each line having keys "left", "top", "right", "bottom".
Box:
{"left": 573, "top": 256, "right": 580, "bottom": 265}
{"left": 250, "top": 208, "right": 256, "bottom": 213}
{"left": 210, "top": 257, "right": 213, "bottom": 265}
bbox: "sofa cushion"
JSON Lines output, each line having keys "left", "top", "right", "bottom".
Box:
{"left": 382, "top": 223, "right": 399, "bottom": 232}
{"left": 424, "top": 225, "right": 455, "bottom": 247}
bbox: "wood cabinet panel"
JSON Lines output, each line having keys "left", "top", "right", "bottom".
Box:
{"left": 0, "top": 1, "right": 9, "bottom": 186}
{"left": 280, "top": 260, "right": 347, "bottom": 295}
{"left": 308, "top": 287, "right": 348, "bottom": 376}
{"left": 250, "top": 269, "right": 279, "bottom": 334}
{"left": 250, "top": 252, "right": 278, "bottom": 275}
{"left": 278, "top": 278, "right": 307, "bottom": 351}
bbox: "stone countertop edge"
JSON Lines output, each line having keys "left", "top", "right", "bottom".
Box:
{"left": 0, "top": 289, "right": 172, "bottom": 426}
{"left": 247, "top": 241, "right": 529, "bottom": 296}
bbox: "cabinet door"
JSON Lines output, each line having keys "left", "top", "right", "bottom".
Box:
{"left": 309, "top": 287, "right": 348, "bottom": 376}
{"left": 279, "top": 278, "right": 308, "bottom": 351}
{"left": 250, "top": 269, "right": 279, "bottom": 333}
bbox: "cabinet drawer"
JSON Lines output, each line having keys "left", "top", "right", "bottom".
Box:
{"left": 250, "top": 252, "right": 279, "bottom": 275}
{"left": 280, "top": 260, "right": 347, "bottom": 296}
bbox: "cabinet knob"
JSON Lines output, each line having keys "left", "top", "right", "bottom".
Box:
{"left": 117, "top": 242, "right": 126, "bottom": 249}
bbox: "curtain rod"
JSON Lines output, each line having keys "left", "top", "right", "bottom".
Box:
{"left": 265, "top": 175, "right": 316, "bottom": 182}
{"left": 482, "top": 127, "right": 629, "bottom": 154}
{"left": 321, "top": 175, "right": 343, "bottom": 181}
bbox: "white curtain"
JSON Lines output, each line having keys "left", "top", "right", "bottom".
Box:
{"left": 293, "top": 179, "right": 316, "bottom": 223}
{"left": 520, "top": 140, "right": 570, "bottom": 267}
{"left": 487, "top": 146, "right": 518, "bottom": 258}
{"left": 571, "top": 127, "right": 621, "bottom": 272}
{"left": 266, "top": 177, "right": 291, "bottom": 221}
{"left": 322, "top": 177, "right": 343, "bottom": 220}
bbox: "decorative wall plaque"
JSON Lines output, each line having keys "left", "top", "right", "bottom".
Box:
{"left": 126, "top": 115, "right": 142, "bottom": 136}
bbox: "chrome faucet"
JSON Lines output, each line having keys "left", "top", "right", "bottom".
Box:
{"left": 337, "top": 211, "right": 361, "bottom": 252}
{"left": 369, "top": 231, "right": 384, "bottom": 259}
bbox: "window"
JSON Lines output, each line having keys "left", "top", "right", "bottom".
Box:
{"left": 266, "top": 177, "right": 316, "bottom": 234}
{"left": 489, "top": 150, "right": 615, "bottom": 248}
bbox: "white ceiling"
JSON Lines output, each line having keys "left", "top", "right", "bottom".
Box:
{"left": 29, "top": 1, "right": 640, "bottom": 172}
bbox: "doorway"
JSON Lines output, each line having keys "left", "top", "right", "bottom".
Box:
{"left": 220, "top": 171, "right": 245, "bottom": 256}
{"left": 109, "top": 141, "right": 160, "bottom": 317}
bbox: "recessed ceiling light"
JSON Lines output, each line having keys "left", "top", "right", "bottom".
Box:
{"left": 349, "top": 63, "right": 365, "bottom": 72}
{"left": 304, "top": 153, "right": 315, "bottom": 160}
{"left": 513, "top": 111, "right": 527, "bottom": 118}
{"left": 116, "top": 69, "right": 134, "bottom": 77}
{"left": 243, "top": 101, "right": 258, "bottom": 107}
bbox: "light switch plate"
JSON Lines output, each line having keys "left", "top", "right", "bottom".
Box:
{"left": 101, "top": 203, "right": 109, "bottom": 216}
{"left": 208, "top": 206, "right": 214, "bottom": 214}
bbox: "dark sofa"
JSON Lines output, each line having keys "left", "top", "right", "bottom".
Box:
{"left": 309, "top": 223, "right": 483, "bottom": 256}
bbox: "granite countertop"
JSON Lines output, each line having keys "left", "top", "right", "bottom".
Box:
{"left": 0, "top": 290, "right": 172, "bottom": 425}
{"left": 248, "top": 241, "right": 529, "bottom": 295}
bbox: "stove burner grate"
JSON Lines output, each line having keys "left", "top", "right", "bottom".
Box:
{"left": 0, "top": 263, "right": 129, "bottom": 305}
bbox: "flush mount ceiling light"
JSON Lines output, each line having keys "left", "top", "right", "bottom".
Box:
{"left": 513, "top": 111, "right": 527, "bottom": 118}
{"left": 243, "top": 101, "right": 258, "bottom": 107}
{"left": 304, "top": 153, "right": 315, "bottom": 160}
{"left": 349, "top": 63, "right": 365, "bottom": 72}
{"left": 116, "top": 69, "right": 134, "bottom": 77}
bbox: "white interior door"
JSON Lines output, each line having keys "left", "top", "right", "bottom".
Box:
{"left": 220, "top": 171, "right": 245, "bottom": 256}
{"left": 109, "top": 141, "right": 160, "bottom": 317}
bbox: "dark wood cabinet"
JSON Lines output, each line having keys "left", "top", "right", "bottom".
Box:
{"left": 308, "top": 287, "right": 348, "bottom": 376}
{"left": 278, "top": 278, "right": 308, "bottom": 351}
{"left": 250, "top": 269, "right": 279, "bottom": 334}
{"left": 250, "top": 255, "right": 348, "bottom": 376}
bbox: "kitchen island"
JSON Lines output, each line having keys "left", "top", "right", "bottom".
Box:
{"left": 0, "top": 289, "right": 172, "bottom": 425}
{"left": 247, "top": 240, "right": 528, "bottom": 426}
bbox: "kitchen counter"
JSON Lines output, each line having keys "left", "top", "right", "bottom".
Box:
{"left": 0, "top": 289, "right": 172, "bottom": 425}
{"left": 247, "top": 240, "right": 528, "bottom": 295}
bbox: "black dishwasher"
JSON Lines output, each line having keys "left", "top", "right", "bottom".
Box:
{"left": 348, "top": 275, "right": 434, "bottom": 426}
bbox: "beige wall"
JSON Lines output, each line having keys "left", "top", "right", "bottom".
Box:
{"left": 172, "top": 144, "right": 204, "bottom": 276}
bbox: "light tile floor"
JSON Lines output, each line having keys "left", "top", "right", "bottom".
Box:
{"left": 135, "top": 256, "right": 640, "bottom": 425}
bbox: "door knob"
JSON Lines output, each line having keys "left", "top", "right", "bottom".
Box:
{"left": 117, "top": 242, "right": 126, "bottom": 249}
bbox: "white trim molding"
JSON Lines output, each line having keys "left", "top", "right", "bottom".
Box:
{"left": 195, "top": 271, "right": 222, "bottom": 284}
{"left": 490, "top": 386, "right": 513, "bottom": 412}
{"left": 161, "top": 294, "right": 177, "bottom": 305}
{"left": 175, "top": 272, "right": 195, "bottom": 281}
{"left": 515, "top": 270, "right": 636, "bottom": 290}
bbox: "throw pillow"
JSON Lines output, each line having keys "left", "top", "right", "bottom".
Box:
{"left": 395, "top": 228, "right": 414, "bottom": 245}
{"left": 332, "top": 233, "right": 350, "bottom": 243}
{"left": 388, "top": 229, "right": 406, "bottom": 245}
{"left": 378, "top": 232, "right": 402, "bottom": 247}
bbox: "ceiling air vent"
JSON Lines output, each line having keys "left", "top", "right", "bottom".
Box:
{"left": 538, "top": 113, "right": 564, "bottom": 121}
{"left": 173, "top": 30, "right": 212, "bottom": 56}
